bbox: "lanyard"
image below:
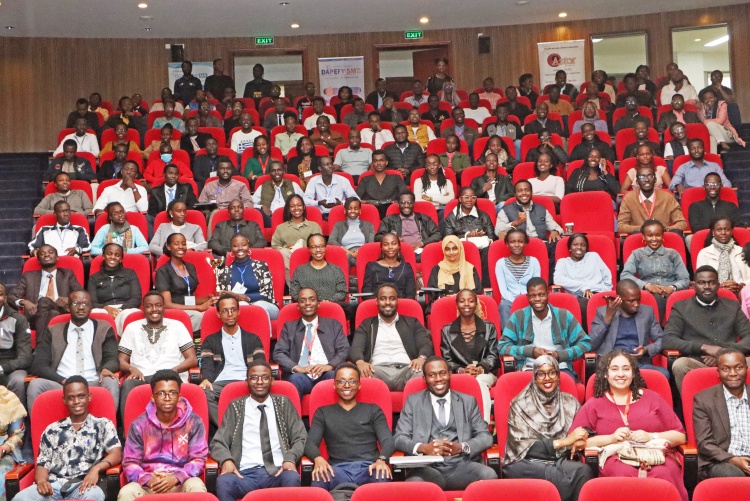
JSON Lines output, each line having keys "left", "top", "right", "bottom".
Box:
{"left": 235, "top": 264, "right": 250, "bottom": 285}
{"left": 640, "top": 198, "right": 655, "bottom": 219}
{"left": 170, "top": 262, "right": 192, "bottom": 296}
{"left": 56, "top": 226, "right": 68, "bottom": 246}
{"left": 258, "top": 154, "right": 270, "bottom": 173}
{"left": 608, "top": 389, "right": 632, "bottom": 427}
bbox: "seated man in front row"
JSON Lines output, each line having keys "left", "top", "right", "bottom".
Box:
{"left": 305, "top": 362, "right": 394, "bottom": 491}
{"left": 498, "top": 278, "right": 591, "bottom": 380}
{"left": 13, "top": 376, "right": 122, "bottom": 501}
{"left": 394, "top": 356, "right": 497, "bottom": 490}
{"left": 662, "top": 265, "right": 750, "bottom": 393}
{"left": 588, "top": 279, "right": 668, "bottom": 378}
{"left": 694, "top": 348, "right": 750, "bottom": 479}
{"left": 273, "top": 288, "right": 349, "bottom": 399}
{"left": 200, "top": 294, "right": 266, "bottom": 427}
{"left": 211, "top": 360, "right": 307, "bottom": 501}
{"left": 349, "top": 283, "right": 433, "bottom": 391}
{"left": 119, "top": 369, "right": 208, "bottom": 501}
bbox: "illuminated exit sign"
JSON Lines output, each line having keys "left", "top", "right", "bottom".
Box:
{"left": 255, "top": 37, "right": 275, "bottom": 45}
{"left": 404, "top": 31, "right": 424, "bottom": 40}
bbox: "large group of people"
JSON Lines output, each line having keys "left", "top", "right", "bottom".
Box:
{"left": 1, "top": 57, "right": 748, "bottom": 501}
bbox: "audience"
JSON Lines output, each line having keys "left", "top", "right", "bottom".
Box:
{"left": 149, "top": 200, "right": 207, "bottom": 256}
{"left": 88, "top": 242, "right": 142, "bottom": 333}
{"left": 413, "top": 154, "right": 454, "bottom": 214}
{"left": 696, "top": 216, "right": 750, "bottom": 291}
{"left": 406, "top": 108, "right": 436, "bottom": 150}
{"left": 143, "top": 123, "right": 180, "bottom": 159}
{"left": 303, "top": 156, "right": 358, "bottom": 218}
{"left": 303, "top": 97, "right": 336, "bottom": 131}
{"left": 274, "top": 111, "right": 304, "bottom": 156}
{"left": 242, "top": 135, "right": 272, "bottom": 183}
{"left": 656, "top": 94, "right": 701, "bottom": 134}
{"left": 207, "top": 199, "right": 266, "bottom": 255}
{"left": 309, "top": 116, "right": 345, "bottom": 155}
{"left": 44, "top": 139, "right": 96, "bottom": 182}
{"left": 385, "top": 124, "right": 426, "bottom": 177}
{"left": 421, "top": 94, "right": 451, "bottom": 129}
{"left": 287, "top": 137, "right": 319, "bottom": 189}
{"left": 661, "top": 69, "right": 699, "bottom": 106}
{"left": 356, "top": 150, "right": 407, "bottom": 218}
{"left": 271, "top": 194, "right": 322, "bottom": 283}
{"left": 613, "top": 95, "right": 652, "bottom": 134}
{"left": 333, "top": 130, "right": 373, "bottom": 180}
{"left": 570, "top": 101, "right": 607, "bottom": 134}
{"left": 524, "top": 129, "right": 568, "bottom": 166}
{"left": 568, "top": 123, "right": 616, "bottom": 163}
{"left": 230, "top": 113, "right": 262, "bottom": 155}
{"left": 55, "top": 116, "right": 100, "bottom": 157}
{"left": 93, "top": 161, "right": 148, "bottom": 214}
{"left": 699, "top": 88, "right": 747, "bottom": 153}
{"left": 0, "top": 382, "right": 25, "bottom": 498}
{"left": 90, "top": 202, "right": 149, "bottom": 256}
{"left": 66, "top": 97, "right": 101, "bottom": 134}
{"left": 404, "top": 79, "right": 430, "bottom": 108}
{"left": 438, "top": 134, "right": 471, "bottom": 179}
{"left": 147, "top": 164, "right": 198, "bottom": 218}
{"left": 618, "top": 164, "right": 686, "bottom": 234}
{"left": 565, "top": 148, "right": 620, "bottom": 200}
{"left": 376, "top": 190, "right": 442, "bottom": 256}
{"left": 363, "top": 233, "right": 417, "bottom": 299}
{"left": 29, "top": 200, "right": 90, "bottom": 257}
{"left": 441, "top": 107, "right": 479, "bottom": 148}
{"left": 198, "top": 158, "right": 253, "bottom": 210}
{"left": 688, "top": 173, "right": 742, "bottom": 235}
{"left": 528, "top": 153, "right": 565, "bottom": 206}
{"left": 494, "top": 229, "right": 542, "bottom": 324}
{"left": 619, "top": 145, "right": 672, "bottom": 192}
{"left": 174, "top": 60, "right": 203, "bottom": 104}
{"left": 152, "top": 99, "right": 185, "bottom": 133}
{"left": 98, "top": 143, "right": 133, "bottom": 183}
{"left": 360, "top": 112, "right": 395, "bottom": 150}
{"left": 251, "top": 160, "right": 305, "bottom": 227}
{"left": 0, "top": 282, "right": 31, "bottom": 407}
{"left": 469, "top": 152, "right": 514, "bottom": 208}
{"left": 343, "top": 98, "right": 370, "bottom": 129}
{"left": 328, "top": 197, "right": 375, "bottom": 266}
{"left": 669, "top": 138, "right": 731, "bottom": 193}
{"left": 443, "top": 187, "right": 496, "bottom": 284}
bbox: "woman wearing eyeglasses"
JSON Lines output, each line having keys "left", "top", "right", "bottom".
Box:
{"left": 503, "top": 355, "right": 593, "bottom": 501}
{"left": 362, "top": 233, "right": 416, "bottom": 299}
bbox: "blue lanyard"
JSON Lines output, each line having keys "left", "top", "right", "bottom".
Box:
{"left": 170, "top": 262, "right": 192, "bottom": 296}
{"left": 235, "top": 264, "right": 249, "bottom": 285}
{"left": 56, "top": 226, "right": 68, "bottom": 246}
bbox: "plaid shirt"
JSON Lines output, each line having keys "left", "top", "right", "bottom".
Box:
{"left": 37, "top": 414, "right": 120, "bottom": 482}
{"left": 724, "top": 386, "right": 750, "bottom": 457}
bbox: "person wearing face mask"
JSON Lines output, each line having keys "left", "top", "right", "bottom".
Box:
{"left": 89, "top": 242, "right": 143, "bottom": 334}
{"left": 143, "top": 144, "right": 192, "bottom": 188}
{"left": 90, "top": 202, "right": 149, "bottom": 256}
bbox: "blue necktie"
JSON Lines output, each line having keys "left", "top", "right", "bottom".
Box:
{"left": 167, "top": 187, "right": 175, "bottom": 203}
{"left": 299, "top": 323, "right": 313, "bottom": 367}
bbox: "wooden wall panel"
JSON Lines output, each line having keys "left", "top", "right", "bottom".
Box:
{"left": 0, "top": 3, "right": 747, "bottom": 152}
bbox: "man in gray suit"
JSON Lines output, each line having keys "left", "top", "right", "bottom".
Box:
{"left": 694, "top": 349, "right": 750, "bottom": 478}
{"left": 8, "top": 244, "right": 83, "bottom": 335}
{"left": 394, "top": 356, "right": 497, "bottom": 489}
{"left": 273, "top": 288, "right": 349, "bottom": 400}
{"left": 588, "top": 279, "right": 668, "bottom": 378}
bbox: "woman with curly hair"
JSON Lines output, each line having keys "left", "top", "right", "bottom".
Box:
{"left": 569, "top": 350, "right": 687, "bottom": 501}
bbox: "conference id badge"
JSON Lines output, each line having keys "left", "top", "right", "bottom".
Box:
{"left": 209, "top": 170, "right": 217, "bottom": 178}
{"left": 304, "top": 170, "right": 312, "bottom": 178}
{"left": 231, "top": 283, "right": 247, "bottom": 294}
{"left": 184, "top": 296, "right": 196, "bottom": 306}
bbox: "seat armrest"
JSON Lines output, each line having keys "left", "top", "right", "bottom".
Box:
{"left": 502, "top": 356, "right": 516, "bottom": 374}
{"left": 300, "top": 456, "right": 313, "bottom": 486}
{"left": 5, "top": 463, "right": 34, "bottom": 501}
{"left": 283, "top": 295, "right": 292, "bottom": 306}
{"left": 550, "top": 285, "right": 562, "bottom": 292}
{"left": 388, "top": 452, "right": 406, "bottom": 481}
{"left": 270, "top": 363, "right": 281, "bottom": 380}
{"left": 679, "top": 443, "right": 699, "bottom": 494}
{"left": 584, "top": 352, "right": 597, "bottom": 383}
{"left": 188, "top": 368, "right": 201, "bottom": 385}
{"left": 662, "top": 349, "right": 680, "bottom": 374}
{"left": 205, "top": 456, "right": 218, "bottom": 494}
{"left": 584, "top": 448, "right": 599, "bottom": 477}
{"left": 105, "top": 465, "right": 122, "bottom": 501}
{"left": 485, "top": 444, "right": 501, "bottom": 477}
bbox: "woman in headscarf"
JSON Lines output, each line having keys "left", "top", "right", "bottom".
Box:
{"left": 502, "top": 355, "right": 593, "bottom": 501}
{"left": 0, "top": 385, "right": 26, "bottom": 501}
{"left": 439, "top": 289, "right": 498, "bottom": 422}
{"left": 426, "top": 235, "right": 482, "bottom": 302}
{"left": 696, "top": 216, "right": 750, "bottom": 296}
{"left": 90, "top": 202, "right": 149, "bottom": 256}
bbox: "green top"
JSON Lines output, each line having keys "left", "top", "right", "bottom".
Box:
{"left": 243, "top": 153, "right": 272, "bottom": 178}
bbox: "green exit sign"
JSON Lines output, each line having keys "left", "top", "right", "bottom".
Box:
{"left": 404, "top": 31, "right": 424, "bottom": 39}
{"left": 255, "top": 37, "right": 275, "bottom": 46}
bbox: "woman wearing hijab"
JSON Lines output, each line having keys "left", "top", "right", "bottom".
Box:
{"left": 0, "top": 386, "right": 26, "bottom": 501}
{"left": 90, "top": 202, "right": 149, "bottom": 256}
{"left": 503, "top": 355, "right": 594, "bottom": 501}
{"left": 426, "top": 235, "right": 482, "bottom": 302}
{"left": 439, "top": 289, "right": 498, "bottom": 422}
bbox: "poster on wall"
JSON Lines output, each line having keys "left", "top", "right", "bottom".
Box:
{"left": 318, "top": 56, "right": 365, "bottom": 104}
{"left": 167, "top": 62, "right": 214, "bottom": 91}
{"left": 536, "top": 40, "right": 586, "bottom": 90}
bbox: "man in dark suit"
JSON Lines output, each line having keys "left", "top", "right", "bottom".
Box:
{"left": 0, "top": 282, "right": 32, "bottom": 407}
{"left": 588, "top": 279, "right": 668, "bottom": 377}
{"left": 273, "top": 288, "right": 349, "bottom": 399}
{"left": 199, "top": 295, "right": 266, "bottom": 426}
{"left": 365, "top": 78, "right": 397, "bottom": 109}
{"left": 394, "top": 355, "right": 497, "bottom": 489}
{"left": 8, "top": 244, "right": 83, "bottom": 335}
{"left": 694, "top": 349, "right": 750, "bottom": 478}
{"left": 349, "top": 284, "right": 433, "bottom": 391}
{"left": 193, "top": 137, "right": 222, "bottom": 193}
{"left": 180, "top": 117, "right": 213, "bottom": 162}
{"left": 147, "top": 163, "right": 198, "bottom": 217}
{"left": 441, "top": 108, "right": 479, "bottom": 148}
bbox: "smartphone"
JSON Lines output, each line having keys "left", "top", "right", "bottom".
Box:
{"left": 603, "top": 295, "right": 617, "bottom": 301}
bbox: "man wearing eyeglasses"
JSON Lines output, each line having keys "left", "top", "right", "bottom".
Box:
{"left": 199, "top": 294, "right": 267, "bottom": 427}
{"left": 375, "top": 191, "right": 442, "bottom": 258}
{"left": 27, "top": 290, "right": 120, "bottom": 412}
{"left": 211, "top": 360, "right": 307, "bottom": 501}
{"left": 618, "top": 164, "right": 687, "bottom": 235}
{"left": 120, "top": 369, "right": 208, "bottom": 501}
{"left": 669, "top": 138, "right": 731, "bottom": 195}
{"left": 273, "top": 288, "right": 349, "bottom": 399}
{"left": 394, "top": 356, "right": 497, "bottom": 489}
{"left": 305, "top": 362, "right": 394, "bottom": 491}
{"left": 118, "top": 291, "right": 198, "bottom": 412}
{"left": 686, "top": 173, "right": 742, "bottom": 247}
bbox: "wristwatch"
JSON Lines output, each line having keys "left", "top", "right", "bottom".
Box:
{"left": 377, "top": 455, "right": 388, "bottom": 463}
{"left": 461, "top": 442, "right": 470, "bottom": 455}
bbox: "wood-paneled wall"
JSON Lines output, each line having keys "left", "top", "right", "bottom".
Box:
{"left": 1, "top": 3, "right": 747, "bottom": 152}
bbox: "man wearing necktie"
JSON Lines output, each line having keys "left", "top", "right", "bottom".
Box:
{"left": 263, "top": 100, "right": 290, "bottom": 135}
{"left": 394, "top": 356, "right": 497, "bottom": 489}
{"left": 211, "top": 360, "right": 307, "bottom": 501}
{"left": 26, "top": 291, "right": 120, "bottom": 412}
{"left": 273, "top": 288, "right": 349, "bottom": 399}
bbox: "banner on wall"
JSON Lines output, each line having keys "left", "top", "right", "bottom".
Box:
{"left": 167, "top": 62, "right": 214, "bottom": 91}
{"left": 536, "top": 40, "right": 586, "bottom": 90}
{"left": 318, "top": 56, "right": 365, "bottom": 105}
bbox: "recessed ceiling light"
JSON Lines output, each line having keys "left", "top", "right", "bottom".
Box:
{"left": 419, "top": 16, "right": 429, "bottom": 24}
{"left": 516, "top": 0, "right": 529, "bottom": 4}
{"left": 138, "top": 2, "right": 148, "bottom": 8}
{"left": 705, "top": 35, "right": 729, "bottom": 47}
{"left": 139, "top": 15, "right": 153, "bottom": 20}
{"left": 558, "top": 12, "right": 567, "bottom": 17}
{"left": 290, "top": 23, "right": 299, "bottom": 28}
{"left": 279, "top": 2, "right": 289, "bottom": 5}
{"left": 5, "top": 25, "right": 13, "bottom": 30}
{"left": 144, "top": 27, "right": 152, "bottom": 31}
{"left": 694, "top": 38, "right": 701, "bottom": 42}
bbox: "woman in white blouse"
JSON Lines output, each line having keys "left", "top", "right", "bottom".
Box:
{"left": 528, "top": 153, "right": 565, "bottom": 208}
{"left": 413, "top": 154, "right": 455, "bottom": 220}
{"left": 149, "top": 200, "right": 207, "bottom": 256}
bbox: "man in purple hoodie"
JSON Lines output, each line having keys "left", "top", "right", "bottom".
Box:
{"left": 118, "top": 369, "right": 209, "bottom": 501}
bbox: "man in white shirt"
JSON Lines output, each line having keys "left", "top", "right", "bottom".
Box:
{"left": 359, "top": 112, "right": 394, "bottom": 150}
{"left": 403, "top": 80, "right": 430, "bottom": 108}
{"left": 349, "top": 284, "right": 433, "bottom": 391}
{"left": 461, "top": 93, "right": 491, "bottom": 129}
{"left": 117, "top": 291, "right": 198, "bottom": 411}
{"left": 230, "top": 113, "right": 263, "bottom": 155}
{"left": 661, "top": 69, "right": 699, "bottom": 106}
{"left": 54, "top": 117, "right": 100, "bottom": 157}
{"left": 27, "top": 290, "right": 120, "bottom": 411}
{"left": 210, "top": 360, "right": 307, "bottom": 501}
{"left": 304, "top": 157, "right": 358, "bottom": 217}
{"left": 93, "top": 161, "right": 148, "bottom": 214}
{"left": 333, "top": 130, "right": 372, "bottom": 180}
{"left": 303, "top": 97, "right": 336, "bottom": 131}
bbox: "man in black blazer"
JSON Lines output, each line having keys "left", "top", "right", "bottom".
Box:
{"left": 147, "top": 163, "right": 198, "bottom": 217}
{"left": 365, "top": 78, "right": 397, "bottom": 109}
{"left": 8, "top": 244, "right": 83, "bottom": 335}
{"left": 273, "top": 288, "right": 349, "bottom": 399}
{"left": 394, "top": 356, "right": 497, "bottom": 489}
{"left": 193, "top": 137, "right": 222, "bottom": 193}
{"left": 349, "top": 283, "right": 433, "bottom": 391}
{"left": 694, "top": 349, "right": 750, "bottom": 479}
{"left": 180, "top": 117, "right": 213, "bottom": 162}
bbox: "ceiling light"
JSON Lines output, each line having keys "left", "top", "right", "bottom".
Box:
{"left": 5, "top": 25, "right": 13, "bottom": 30}
{"left": 144, "top": 27, "right": 152, "bottom": 31}
{"left": 704, "top": 35, "right": 729, "bottom": 47}
{"left": 591, "top": 38, "right": 603, "bottom": 43}
{"left": 139, "top": 15, "right": 153, "bottom": 20}
{"left": 279, "top": 2, "right": 289, "bottom": 5}
{"left": 694, "top": 38, "right": 701, "bottom": 42}
{"left": 558, "top": 12, "right": 567, "bottom": 18}
{"left": 290, "top": 23, "right": 299, "bottom": 28}
{"left": 420, "top": 17, "right": 429, "bottom": 24}
{"left": 138, "top": 2, "right": 148, "bottom": 8}
{"left": 516, "top": 0, "right": 529, "bottom": 4}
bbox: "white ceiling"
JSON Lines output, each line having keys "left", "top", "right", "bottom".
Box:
{"left": 0, "top": 0, "right": 746, "bottom": 38}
